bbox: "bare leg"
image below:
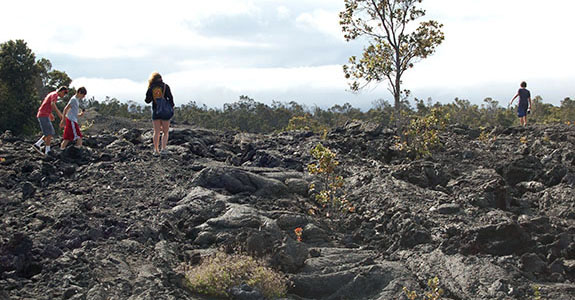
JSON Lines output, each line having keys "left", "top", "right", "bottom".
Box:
{"left": 45, "top": 135, "right": 52, "bottom": 147}
{"left": 160, "top": 120, "right": 170, "bottom": 150}
{"left": 75, "top": 137, "right": 83, "bottom": 147}
{"left": 61, "top": 139, "right": 70, "bottom": 149}
{"left": 153, "top": 120, "right": 162, "bottom": 153}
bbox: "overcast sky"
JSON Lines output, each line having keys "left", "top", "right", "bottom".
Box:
{"left": 2, "top": 0, "right": 574, "bottom": 109}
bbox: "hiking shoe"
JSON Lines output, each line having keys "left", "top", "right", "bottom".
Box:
{"left": 31, "top": 144, "right": 44, "bottom": 155}
{"left": 152, "top": 151, "right": 160, "bottom": 157}
{"left": 160, "top": 149, "right": 169, "bottom": 156}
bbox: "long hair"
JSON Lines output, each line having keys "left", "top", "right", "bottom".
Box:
{"left": 148, "top": 72, "right": 162, "bottom": 88}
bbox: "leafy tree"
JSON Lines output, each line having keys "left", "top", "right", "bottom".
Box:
{"left": 0, "top": 40, "right": 39, "bottom": 135}
{"left": 35, "top": 58, "right": 53, "bottom": 98}
{"left": 368, "top": 98, "right": 394, "bottom": 126}
{"left": 285, "top": 114, "right": 326, "bottom": 132}
{"left": 560, "top": 97, "right": 575, "bottom": 122}
{"left": 481, "top": 97, "right": 498, "bottom": 126}
{"left": 340, "top": 0, "right": 444, "bottom": 113}
{"left": 35, "top": 58, "right": 72, "bottom": 99}
{"left": 530, "top": 95, "right": 559, "bottom": 124}
{"left": 445, "top": 98, "right": 480, "bottom": 127}
{"left": 0, "top": 40, "right": 73, "bottom": 135}
{"left": 45, "top": 70, "right": 72, "bottom": 94}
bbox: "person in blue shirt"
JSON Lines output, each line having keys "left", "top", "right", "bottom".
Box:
{"left": 509, "top": 81, "right": 532, "bottom": 126}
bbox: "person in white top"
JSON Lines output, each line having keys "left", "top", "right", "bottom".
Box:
{"left": 60, "top": 87, "right": 87, "bottom": 149}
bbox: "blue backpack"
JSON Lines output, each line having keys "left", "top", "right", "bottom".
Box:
{"left": 152, "top": 84, "right": 174, "bottom": 120}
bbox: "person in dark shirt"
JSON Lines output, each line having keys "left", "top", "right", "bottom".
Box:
{"left": 145, "top": 72, "right": 174, "bottom": 156}
{"left": 509, "top": 81, "right": 532, "bottom": 126}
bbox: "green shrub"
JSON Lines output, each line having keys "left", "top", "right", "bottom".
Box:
{"left": 477, "top": 126, "right": 495, "bottom": 145}
{"left": 184, "top": 252, "right": 288, "bottom": 299}
{"left": 403, "top": 108, "right": 450, "bottom": 158}
{"left": 532, "top": 285, "right": 542, "bottom": 300}
{"left": 308, "top": 143, "right": 352, "bottom": 216}
{"left": 403, "top": 276, "right": 444, "bottom": 300}
{"left": 284, "top": 114, "right": 328, "bottom": 133}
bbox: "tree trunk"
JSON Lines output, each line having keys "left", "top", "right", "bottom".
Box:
{"left": 394, "top": 76, "right": 401, "bottom": 113}
{"left": 394, "top": 46, "right": 402, "bottom": 115}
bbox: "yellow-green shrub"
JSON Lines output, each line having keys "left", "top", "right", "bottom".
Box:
{"left": 308, "top": 143, "right": 351, "bottom": 216}
{"left": 184, "top": 252, "right": 288, "bottom": 299}
{"left": 403, "top": 108, "right": 450, "bottom": 158}
{"left": 403, "top": 276, "right": 444, "bottom": 300}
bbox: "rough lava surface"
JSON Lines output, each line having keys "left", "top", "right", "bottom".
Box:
{"left": 1, "top": 117, "right": 574, "bottom": 299}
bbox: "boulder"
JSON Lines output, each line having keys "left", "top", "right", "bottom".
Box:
{"left": 497, "top": 156, "right": 543, "bottom": 185}
{"left": 459, "top": 222, "right": 534, "bottom": 256}
{"left": 519, "top": 253, "right": 547, "bottom": 274}
{"left": 448, "top": 168, "right": 511, "bottom": 209}
{"left": 191, "top": 166, "right": 289, "bottom": 197}
{"left": 272, "top": 238, "right": 309, "bottom": 273}
{"left": 392, "top": 161, "right": 449, "bottom": 188}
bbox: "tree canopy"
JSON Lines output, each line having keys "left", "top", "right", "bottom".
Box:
{"left": 0, "top": 40, "right": 71, "bottom": 135}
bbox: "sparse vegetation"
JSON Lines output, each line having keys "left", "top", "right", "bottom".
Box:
{"left": 403, "top": 277, "right": 444, "bottom": 300}
{"left": 308, "top": 143, "right": 351, "bottom": 216}
{"left": 402, "top": 108, "right": 450, "bottom": 158}
{"left": 80, "top": 120, "right": 94, "bottom": 132}
{"left": 532, "top": 285, "right": 542, "bottom": 300}
{"left": 184, "top": 252, "right": 288, "bottom": 299}
{"left": 477, "top": 126, "right": 496, "bottom": 145}
{"left": 284, "top": 114, "right": 332, "bottom": 134}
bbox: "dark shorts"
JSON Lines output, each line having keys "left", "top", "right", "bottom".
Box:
{"left": 38, "top": 117, "right": 55, "bottom": 136}
{"left": 517, "top": 105, "right": 528, "bottom": 117}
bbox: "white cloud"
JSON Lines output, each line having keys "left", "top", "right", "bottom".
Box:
{"left": 71, "top": 77, "right": 144, "bottom": 101}
{"left": 1, "top": 0, "right": 261, "bottom": 59}
{"left": 296, "top": 9, "right": 343, "bottom": 40}
{"left": 72, "top": 65, "right": 374, "bottom": 107}
{"left": 277, "top": 6, "right": 291, "bottom": 19}
{"left": 2, "top": 0, "right": 575, "bottom": 108}
{"left": 76, "top": 64, "right": 351, "bottom": 106}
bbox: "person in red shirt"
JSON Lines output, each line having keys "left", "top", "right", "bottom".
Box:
{"left": 32, "top": 86, "right": 68, "bottom": 155}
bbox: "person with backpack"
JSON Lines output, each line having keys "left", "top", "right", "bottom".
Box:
{"left": 145, "top": 71, "right": 174, "bottom": 156}
{"left": 509, "top": 81, "right": 532, "bottom": 127}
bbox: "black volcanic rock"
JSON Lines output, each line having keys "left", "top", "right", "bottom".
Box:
{"left": 1, "top": 123, "right": 575, "bottom": 299}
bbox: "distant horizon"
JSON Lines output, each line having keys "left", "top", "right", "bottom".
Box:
{"left": 81, "top": 85, "right": 572, "bottom": 113}
{"left": 2, "top": 0, "right": 574, "bottom": 110}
